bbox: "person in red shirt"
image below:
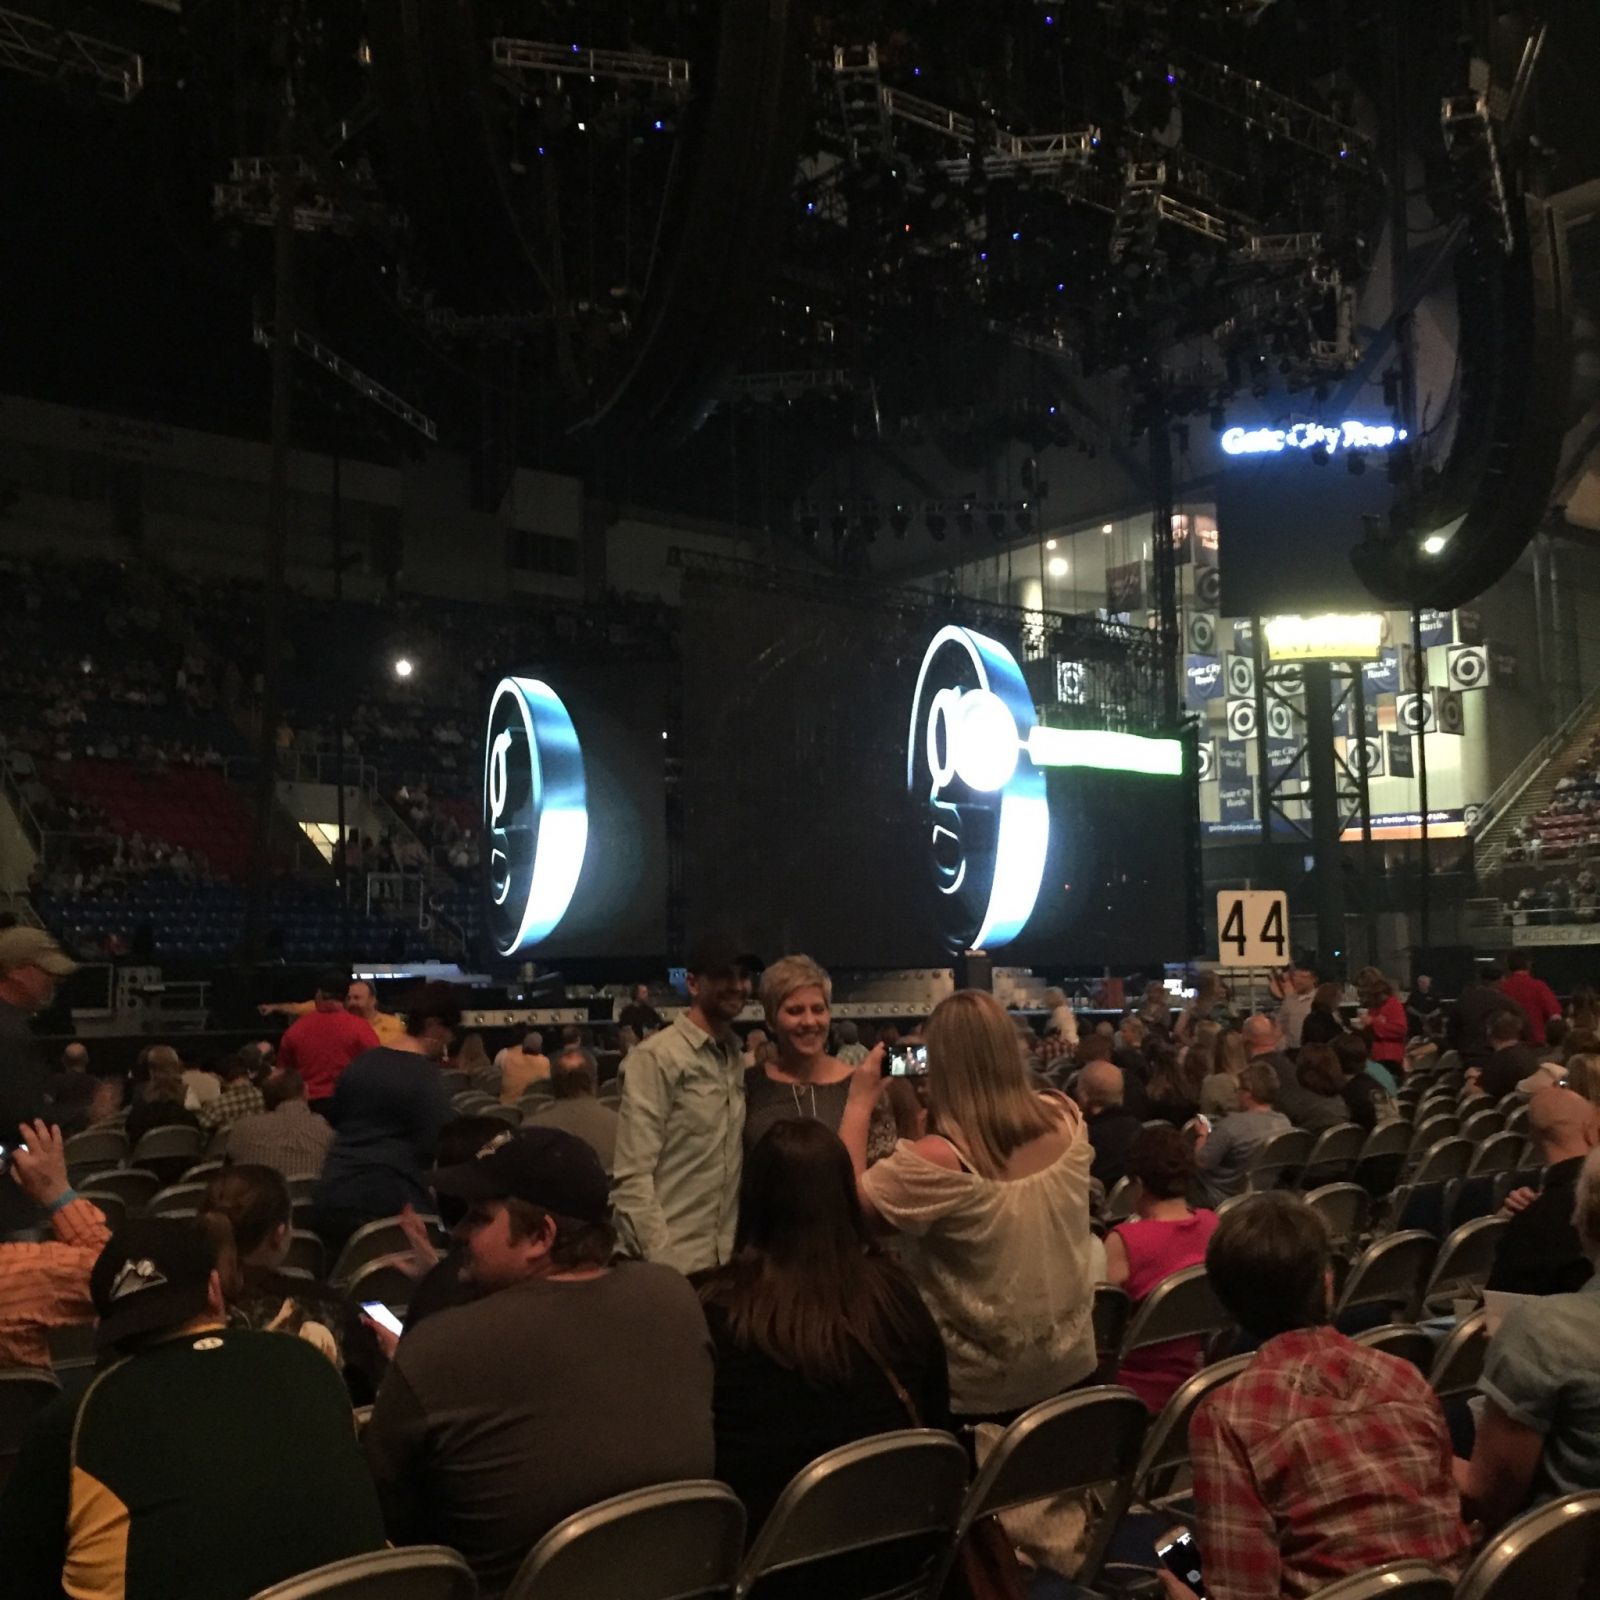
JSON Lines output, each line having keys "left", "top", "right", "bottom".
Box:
{"left": 1355, "top": 966, "right": 1408, "bottom": 1072}
{"left": 276, "top": 972, "right": 380, "bottom": 1113}
{"left": 1158, "top": 1194, "right": 1470, "bottom": 1600}
{"left": 1499, "top": 952, "right": 1562, "bottom": 1046}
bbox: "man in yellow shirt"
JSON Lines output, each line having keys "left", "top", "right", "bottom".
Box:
{"left": 258, "top": 979, "right": 404, "bottom": 1046}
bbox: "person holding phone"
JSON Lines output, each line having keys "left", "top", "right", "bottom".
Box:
{"left": 839, "top": 989, "right": 1095, "bottom": 1424}
{"left": 1158, "top": 1194, "right": 1470, "bottom": 1599}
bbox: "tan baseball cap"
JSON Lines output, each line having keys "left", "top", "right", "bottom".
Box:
{"left": 0, "top": 926, "right": 77, "bottom": 978}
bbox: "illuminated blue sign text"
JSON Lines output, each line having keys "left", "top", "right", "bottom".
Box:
{"left": 1221, "top": 421, "right": 1408, "bottom": 457}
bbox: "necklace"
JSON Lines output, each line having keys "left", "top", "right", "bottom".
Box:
{"left": 790, "top": 1080, "right": 818, "bottom": 1119}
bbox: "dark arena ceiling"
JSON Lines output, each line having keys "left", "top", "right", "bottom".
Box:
{"left": 0, "top": 0, "right": 1593, "bottom": 554}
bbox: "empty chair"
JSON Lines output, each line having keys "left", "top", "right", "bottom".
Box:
{"left": 130, "top": 1123, "right": 204, "bottom": 1186}
{"left": 929, "top": 1387, "right": 1149, "bottom": 1596}
{"left": 1386, "top": 1180, "right": 1452, "bottom": 1239}
{"left": 343, "top": 1257, "right": 415, "bottom": 1314}
{"left": 248, "top": 1545, "right": 479, "bottom": 1600}
{"left": 735, "top": 1431, "right": 967, "bottom": 1600}
{"left": 1119, "top": 1264, "right": 1229, "bottom": 1360}
{"left": 182, "top": 1159, "right": 227, "bottom": 1185}
{"left": 505, "top": 1481, "right": 744, "bottom": 1600}
{"left": 1460, "top": 1108, "right": 1505, "bottom": 1144}
{"left": 75, "top": 1166, "right": 161, "bottom": 1215}
{"left": 1130, "top": 1354, "right": 1251, "bottom": 1509}
{"left": 1352, "top": 1324, "right": 1436, "bottom": 1375}
{"left": 1301, "top": 1123, "right": 1367, "bottom": 1186}
{"left": 1303, "top": 1183, "right": 1368, "bottom": 1246}
{"left": 0, "top": 1366, "right": 61, "bottom": 1455}
{"left": 1428, "top": 1308, "right": 1489, "bottom": 1401}
{"left": 1333, "top": 1231, "right": 1437, "bottom": 1324}
{"left": 1245, "top": 1129, "right": 1315, "bottom": 1191}
{"left": 1412, "top": 1137, "right": 1474, "bottom": 1185}
{"left": 1469, "top": 1132, "right": 1528, "bottom": 1178}
{"left": 330, "top": 1216, "right": 443, "bottom": 1287}
{"left": 1354, "top": 1121, "right": 1411, "bottom": 1196}
{"left": 63, "top": 1127, "right": 127, "bottom": 1178}
{"left": 1453, "top": 1490, "right": 1600, "bottom": 1600}
{"left": 1092, "top": 1285, "right": 1131, "bottom": 1380}
{"left": 149, "top": 1182, "right": 211, "bottom": 1218}
{"left": 1419, "top": 1216, "right": 1509, "bottom": 1313}
{"left": 77, "top": 1190, "right": 127, "bottom": 1232}
{"left": 1309, "top": 1559, "right": 1454, "bottom": 1599}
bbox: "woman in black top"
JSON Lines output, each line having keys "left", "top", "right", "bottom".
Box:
{"left": 1300, "top": 982, "right": 1348, "bottom": 1047}
{"left": 698, "top": 1119, "right": 949, "bottom": 1572}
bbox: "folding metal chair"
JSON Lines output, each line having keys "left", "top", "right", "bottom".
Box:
{"left": 1309, "top": 1559, "right": 1455, "bottom": 1599}
{"left": 1428, "top": 1308, "right": 1489, "bottom": 1401}
{"left": 1333, "top": 1230, "right": 1437, "bottom": 1324}
{"left": 1303, "top": 1183, "right": 1368, "bottom": 1246}
{"left": 928, "top": 1387, "right": 1148, "bottom": 1597}
{"left": 1119, "top": 1265, "right": 1229, "bottom": 1361}
{"left": 1104, "top": 1176, "right": 1136, "bottom": 1223}
{"left": 1300, "top": 1123, "right": 1367, "bottom": 1187}
{"left": 1459, "top": 1108, "right": 1506, "bottom": 1145}
{"left": 1092, "top": 1285, "right": 1132, "bottom": 1381}
{"left": 1351, "top": 1323, "right": 1436, "bottom": 1375}
{"left": 149, "top": 1182, "right": 211, "bottom": 1217}
{"left": 480, "top": 1103, "right": 523, "bottom": 1126}
{"left": 344, "top": 1258, "right": 416, "bottom": 1314}
{"left": 506, "top": 1481, "right": 744, "bottom": 1600}
{"left": 1245, "top": 1129, "right": 1314, "bottom": 1191}
{"left": 1454, "top": 1491, "right": 1600, "bottom": 1600}
{"left": 1468, "top": 1132, "right": 1529, "bottom": 1178}
{"left": 283, "top": 1230, "right": 327, "bottom": 1279}
{"left": 1129, "top": 1354, "right": 1251, "bottom": 1509}
{"left": 1418, "top": 1216, "right": 1508, "bottom": 1314}
{"left": 735, "top": 1430, "right": 968, "bottom": 1600}
{"left": 1412, "top": 1137, "right": 1474, "bottom": 1185}
{"left": 77, "top": 1165, "right": 161, "bottom": 1214}
{"left": 1353, "top": 1121, "right": 1411, "bottom": 1197}
{"left": 130, "top": 1123, "right": 204, "bottom": 1186}
{"left": 248, "top": 1545, "right": 479, "bottom": 1600}
{"left": 63, "top": 1126, "right": 128, "bottom": 1178}
{"left": 77, "top": 1190, "right": 127, "bottom": 1232}
{"left": 330, "top": 1215, "right": 444, "bottom": 1287}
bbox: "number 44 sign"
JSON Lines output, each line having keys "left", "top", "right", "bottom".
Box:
{"left": 1216, "top": 890, "right": 1289, "bottom": 968}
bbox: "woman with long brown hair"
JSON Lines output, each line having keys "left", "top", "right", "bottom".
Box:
{"left": 839, "top": 988, "right": 1095, "bottom": 1424}
{"left": 698, "top": 1119, "right": 948, "bottom": 1539}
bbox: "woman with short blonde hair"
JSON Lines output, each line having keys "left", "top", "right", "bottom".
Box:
{"left": 840, "top": 988, "right": 1095, "bottom": 1422}
{"left": 744, "top": 954, "right": 893, "bottom": 1158}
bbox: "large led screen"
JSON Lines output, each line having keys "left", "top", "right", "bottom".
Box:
{"left": 482, "top": 666, "right": 666, "bottom": 960}
{"left": 681, "top": 580, "right": 1191, "bottom": 970}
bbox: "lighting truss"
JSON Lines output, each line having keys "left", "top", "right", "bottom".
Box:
{"left": 1442, "top": 92, "right": 1515, "bottom": 254}
{"left": 1170, "top": 53, "right": 1371, "bottom": 171}
{"left": 723, "top": 368, "right": 862, "bottom": 400}
{"left": 882, "top": 83, "right": 976, "bottom": 146}
{"left": 1241, "top": 231, "right": 1325, "bottom": 265}
{"left": 0, "top": 5, "right": 142, "bottom": 102}
{"left": 424, "top": 306, "right": 551, "bottom": 340}
{"left": 491, "top": 36, "right": 692, "bottom": 94}
{"left": 1155, "top": 195, "right": 1231, "bottom": 246}
{"left": 1109, "top": 162, "right": 1165, "bottom": 262}
{"left": 252, "top": 324, "right": 437, "bottom": 441}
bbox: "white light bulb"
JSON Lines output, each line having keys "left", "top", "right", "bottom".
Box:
{"left": 1422, "top": 535, "right": 1448, "bottom": 555}
{"left": 393, "top": 658, "right": 413, "bottom": 679}
{"left": 1048, "top": 556, "right": 1069, "bottom": 577}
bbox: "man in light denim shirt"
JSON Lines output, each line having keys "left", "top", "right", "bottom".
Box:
{"left": 612, "top": 940, "right": 750, "bottom": 1275}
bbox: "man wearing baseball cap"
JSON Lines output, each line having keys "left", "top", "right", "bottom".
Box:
{"left": 611, "top": 935, "right": 751, "bottom": 1274}
{"left": 0, "top": 926, "right": 76, "bottom": 1236}
{"left": 0, "top": 1218, "right": 385, "bottom": 1599}
{"left": 364, "top": 1127, "right": 714, "bottom": 1597}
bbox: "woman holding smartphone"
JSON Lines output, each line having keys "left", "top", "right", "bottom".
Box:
{"left": 839, "top": 988, "right": 1095, "bottom": 1425}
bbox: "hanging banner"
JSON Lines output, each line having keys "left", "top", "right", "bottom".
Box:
{"left": 1186, "top": 655, "right": 1224, "bottom": 702}
{"left": 1387, "top": 732, "right": 1415, "bottom": 778}
{"left": 1363, "top": 648, "right": 1399, "bottom": 694}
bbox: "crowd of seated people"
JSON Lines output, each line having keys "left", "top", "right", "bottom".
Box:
{"left": 1504, "top": 733, "right": 1600, "bottom": 867}
{"left": 1, "top": 930, "right": 1599, "bottom": 1597}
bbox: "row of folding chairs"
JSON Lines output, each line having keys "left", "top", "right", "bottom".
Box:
{"left": 65, "top": 1121, "right": 224, "bottom": 1189}
{"left": 251, "top": 1481, "right": 1600, "bottom": 1600}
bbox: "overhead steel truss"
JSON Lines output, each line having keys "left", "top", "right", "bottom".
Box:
{"left": 252, "top": 324, "right": 438, "bottom": 441}
{"left": 492, "top": 36, "right": 692, "bottom": 94}
{"left": 0, "top": 5, "right": 142, "bottom": 102}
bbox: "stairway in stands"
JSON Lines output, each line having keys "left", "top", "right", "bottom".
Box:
{"left": 1475, "top": 684, "right": 1600, "bottom": 878}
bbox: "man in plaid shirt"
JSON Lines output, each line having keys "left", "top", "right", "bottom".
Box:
{"left": 1158, "top": 1194, "right": 1471, "bottom": 1600}
{"left": 196, "top": 1051, "right": 265, "bottom": 1140}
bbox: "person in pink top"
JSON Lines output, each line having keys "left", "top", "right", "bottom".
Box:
{"left": 1105, "top": 1125, "right": 1219, "bottom": 1413}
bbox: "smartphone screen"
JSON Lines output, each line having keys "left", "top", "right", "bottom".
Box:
{"left": 887, "top": 1045, "right": 929, "bottom": 1077}
{"left": 362, "top": 1302, "right": 403, "bottom": 1337}
{"left": 1155, "top": 1528, "right": 1207, "bottom": 1597}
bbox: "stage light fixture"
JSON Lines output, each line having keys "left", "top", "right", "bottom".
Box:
{"left": 1047, "top": 556, "right": 1069, "bottom": 577}
{"left": 1422, "top": 533, "right": 1449, "bottom": 555}
{"left": 393, "top": 657, "right": 414, "bottom": 679}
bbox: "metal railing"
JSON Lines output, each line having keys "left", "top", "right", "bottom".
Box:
{"left": 1473, "top": 677, "right": 1600, "bottom": 840}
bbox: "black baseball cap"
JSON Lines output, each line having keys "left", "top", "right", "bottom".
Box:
{"left": 90, "top": 1219, "right": 218, "bottom": 1351}
{"left": 686, "top": 935, "right": 747, "bottom": 979}
{"left": 428, "top": 1127, "right": 610, "bottom": 1223}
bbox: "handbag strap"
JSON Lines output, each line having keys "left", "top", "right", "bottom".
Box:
{"left": 854, "top": 1331, "right": 922, "bottom": 1428}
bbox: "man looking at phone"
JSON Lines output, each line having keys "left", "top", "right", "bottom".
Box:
{"left": 612, "top": 938, "right": 750, "bottom": 1274}
{"left": 1157, "top": 1194, "right": 1470, "bottom": 1599}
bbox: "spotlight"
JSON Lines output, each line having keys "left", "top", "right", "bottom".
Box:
{"left": 1102, "top": 523, "right": 1114, "bottom": 535}
{"left": 1045, "top": 538, "right": 1058, "bottom": 551}
{"left": 1015, "top": 503, "right": 1034, "bottom": 536}
{"left": 890, "top": 504, "right": 911, "bottom": 539}
{"left": 957, "top": 510, "right": 975, "bottom": 539}
{"left": 393, "top": 657, "right": 414, "bottom": 680}
{"left": 1047, "top": 556, "right": 1069, "bottom": 578}
{"left": 1422, "top": 533, "right": 1448, "bottom": 555}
